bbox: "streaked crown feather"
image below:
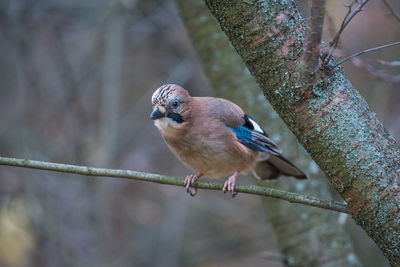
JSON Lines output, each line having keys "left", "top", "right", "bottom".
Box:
{"left": 152, "top": 84, "right": 189, "bottom": 106}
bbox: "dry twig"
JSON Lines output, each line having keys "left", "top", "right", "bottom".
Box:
{"left": 329, "top": 0, "right": 370, "bottom": 48}
{"left": 335, "top": 40, "right": 400, "bottom": 66}
{"left": 382, "top": 0, "right": 400, "bottom": 24}
{"left": 325, "top": 0, "right": 370, "bottom": 63}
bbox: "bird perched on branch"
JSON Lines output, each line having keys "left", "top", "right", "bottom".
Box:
{"left": 150, "top": 84, "right": 306, "bottom": 196}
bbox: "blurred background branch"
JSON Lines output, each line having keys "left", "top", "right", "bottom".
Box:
{"left": 382, "top": 0, "right": 400, "bottom": 24}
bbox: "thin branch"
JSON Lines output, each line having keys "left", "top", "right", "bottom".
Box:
{"left": 335, "top": 40, "right": 400, "bottom": 66}
{"left": 329, "top": 0, "right": 369, "bottom": 48}
{"left": 329, "top": 1, "right": 355, "bottom": 48}
{"left": 0, "top": 156, "right": 351, "bottom": 214}
{"left": 382, "top": 0, "right": 400, "bottom": 24}
{"left": 325, "top": 0, "right": 369, "bottom": 63}
{"left": 302, "top": 0, "right": 326, "bottom": 73}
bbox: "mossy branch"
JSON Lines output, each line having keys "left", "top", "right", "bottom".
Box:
{"left": 0, "top": 156, "right": 350, "bottom": 214}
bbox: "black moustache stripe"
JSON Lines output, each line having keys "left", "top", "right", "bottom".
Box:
{"left": 167, "top": 112, "right": 184, "bottom": 123}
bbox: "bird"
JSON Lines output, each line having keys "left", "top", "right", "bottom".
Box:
{"left": 150, "top": 84, "right": 306, "bottom": 196}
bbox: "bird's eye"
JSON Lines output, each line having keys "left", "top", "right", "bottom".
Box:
{"left": 171, "top": 99, "right": 181, "bottom": 110}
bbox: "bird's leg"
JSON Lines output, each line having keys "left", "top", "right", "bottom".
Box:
{"left": 184, "top": 173, "right": 203, "bottom": 197}
{"left": 223, "top": 172, "right": 239, "bottom": 197}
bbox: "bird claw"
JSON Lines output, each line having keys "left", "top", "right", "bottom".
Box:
{"left": 184, "top": 174, "right": 202, "bottom": 197}
{"left": 189, "top": 188, "right": 198, "bottom": 197}
{"left": 222, "top": 173, "right": 238, "bottom": 197}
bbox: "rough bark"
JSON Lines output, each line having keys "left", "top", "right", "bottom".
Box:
{"left": 176, "top": 1, "right": 361, "bottom": 266}
{"left": 204, "top": 0, "right": 400, "bottom": 265}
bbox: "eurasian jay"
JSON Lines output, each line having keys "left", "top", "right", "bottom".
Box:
{"left": 150, "top": 84, "right": 306, "bottom": 196}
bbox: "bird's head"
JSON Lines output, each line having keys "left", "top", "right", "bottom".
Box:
{"left": 150, "top": 84, "right": 191, "bottom": 136}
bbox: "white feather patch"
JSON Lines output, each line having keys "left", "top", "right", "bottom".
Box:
{"left": 248, "top": 117, "right": 264, "bottom": 133}
{"left": 154, "top": 117, "right": 181, "bottom": 136}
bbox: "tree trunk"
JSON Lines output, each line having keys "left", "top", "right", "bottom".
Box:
{"left": 176, "top": 1, "right": 362, "bottom": 266}
{"left": 204, "top": 0, "right": 400, "bottom": 265}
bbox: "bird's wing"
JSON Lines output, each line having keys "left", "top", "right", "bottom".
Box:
{"left": 202, "top": 97, "right": 246, "bottom": 128}
{"left": 229, "top": 124, "right": 282, "bottom": 154}
{"left": 200, "top": 97, "right": 282, "bottom": 154}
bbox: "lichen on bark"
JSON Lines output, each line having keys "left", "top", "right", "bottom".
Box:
{"left": 205, "top": 0, "right": 400, "bottom": 265}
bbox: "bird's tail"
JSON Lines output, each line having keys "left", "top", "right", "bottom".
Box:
{"left": 252, "top": 152, "right": 307, "bottom": 180}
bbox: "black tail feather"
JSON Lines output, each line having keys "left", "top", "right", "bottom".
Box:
{"left": 253, "top": 153, "right": 307, "bottom": 180}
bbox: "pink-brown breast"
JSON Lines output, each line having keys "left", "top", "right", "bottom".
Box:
{"left": 163, "top": 99, "right": 259, "bottom": 178}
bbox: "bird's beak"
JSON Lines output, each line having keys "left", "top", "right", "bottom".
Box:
{"left": 150, "top": 108, "right": 165, "bottom": 120}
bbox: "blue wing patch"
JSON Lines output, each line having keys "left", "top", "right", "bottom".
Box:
{"left": 230, "top": 126, "right": 251, "bottom": 141}
{"left": 229, "top": 126, "right": 269, "bottom": 152}
{"left": 229, "top": 116, "right": 282, "bottom": 154}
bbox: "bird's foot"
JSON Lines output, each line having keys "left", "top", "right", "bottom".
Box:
{"left": 184, "top": 173, "right": 202, "bottom": 197}
{"left": 223, "top": 172, "right": 238, "bottom": 197}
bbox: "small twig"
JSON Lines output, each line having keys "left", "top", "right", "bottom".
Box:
{"left": 0, "top": 156, "right": 351, "bottom": 214}
{"left": 329, "top": 1, "right": 354, "bottom": 48}
{"left": 325, "top": 0, "right": 369, "bottom": 63}
{"left": 382, "top": 0, "right": 400, "bottom": 24}
{"left": 335, "top": 41, "right": 400, "bottom": 66}
{"left": 329, "top": 0, "right": 369, "bottom": 48}
{"left": 302, "top": 0, "right": 326, "bottom": 73}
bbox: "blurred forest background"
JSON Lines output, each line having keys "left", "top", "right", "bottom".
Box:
{"left": 0, "top": 0, "right": 399, "bottom": 266}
